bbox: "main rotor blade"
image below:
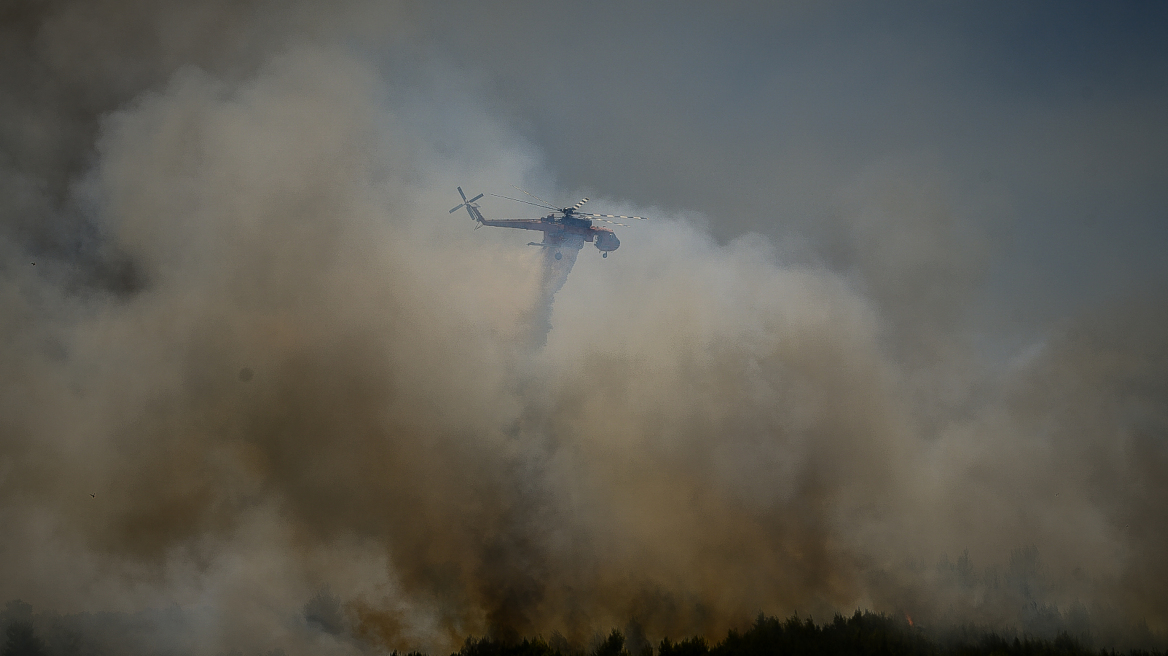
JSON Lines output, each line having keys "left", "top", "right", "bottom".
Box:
{"left": 467, "top": 193, "right": 484, "bottom": 203}
{"left": 512, "top": 185, "right": 557, "bottom": 208}
{"left": 592, "top": 219, "right": 627, "bottom": 226}
{"left": 577, "top": 213, "right": 648, "bottom": 220}
{"left": 573, "top": 197, "right": 590, "bottom": 209}
{"left": 457, "top": 186, "right": 468, "bottom": 202}
{"left": 489, "top": 193, "right": 557, "bottom": 210}
{"left": 449, "top": 204, "right": 465, "bottom": 214}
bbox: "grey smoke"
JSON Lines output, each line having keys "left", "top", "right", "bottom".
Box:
{"left": 1, "top": 2, "right": 1166, "bottom": 656}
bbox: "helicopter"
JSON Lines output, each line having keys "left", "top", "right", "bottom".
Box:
{"left": 448, "top": 186, "right": 646, "bottom": 259}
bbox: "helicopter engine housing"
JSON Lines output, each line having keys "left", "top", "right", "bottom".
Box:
{"left": 595, "top": 229, "right": 620, "bottom": 252}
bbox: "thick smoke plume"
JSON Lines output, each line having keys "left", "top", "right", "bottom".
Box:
{"left": 1, "top": 3, "right": 1166, "bottom": 655}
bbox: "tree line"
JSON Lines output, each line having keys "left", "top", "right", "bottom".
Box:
{"left": 3, "top": 599, "right": 1165, "bottom": 656}
{"left": 457, "top": 612, "right": 1162, "bottom": 656}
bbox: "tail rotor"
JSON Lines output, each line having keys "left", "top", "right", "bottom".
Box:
{"left": 449, "top": 186, "right": 485, "bottom": 221}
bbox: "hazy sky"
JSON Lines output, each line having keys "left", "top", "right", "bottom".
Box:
{"left": 398, "top": 1, "right": 1168, "bottom": 325}
{"left": 1, "top": 2, "right": 1166, "bottom": 655}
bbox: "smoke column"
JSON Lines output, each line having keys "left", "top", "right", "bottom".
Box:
{"left": 1, "top": 2, "right": 1166, "bottom": 655}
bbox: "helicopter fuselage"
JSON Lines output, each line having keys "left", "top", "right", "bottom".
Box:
{"left": 474, "top": 210, "right": 620, "bottom": 253}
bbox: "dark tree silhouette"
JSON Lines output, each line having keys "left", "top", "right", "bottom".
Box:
{"left": 0, "top": 598, "right": 1162, "bottom": 656}
{"left": 596, "top": 630, "right": 628, "bottom": 656}
{"left": 2, "top": 621, "right": 46, "bottom": 656}
{"left": 659, "top": 635, "right": 709, "bottom": 656}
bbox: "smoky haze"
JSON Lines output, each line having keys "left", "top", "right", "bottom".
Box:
{"left": 1, "top": 2, "right": 1166, "bottom": 655}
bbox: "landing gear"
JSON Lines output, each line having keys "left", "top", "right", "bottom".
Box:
{"left": 602, "top": 252, "right": 608, "bottom": 258}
